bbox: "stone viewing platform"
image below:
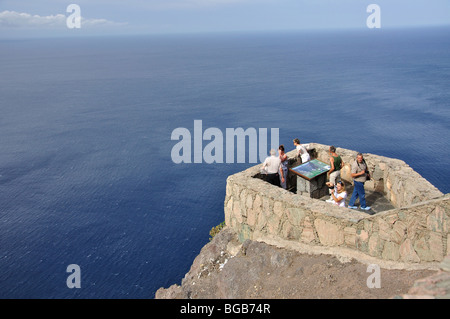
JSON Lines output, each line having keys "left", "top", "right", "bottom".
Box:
{"left": 155, "top": 143, "right": 449, "bottom": 299}
{"left": 225, "top": 143, "right": 448, "bottom": 269}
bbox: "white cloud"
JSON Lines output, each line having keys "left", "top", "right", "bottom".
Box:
{"left": 0, "top": 11, "right": 65, "bottom": 28}
{"left": 130, "top": 0, "right": 271, "bottom": 10}
{"left": 0, "top": 10, "right": 127, "bottom": 29}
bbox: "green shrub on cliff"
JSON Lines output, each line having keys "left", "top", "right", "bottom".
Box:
{"left": 209, "top": 221, "right": 225, "bottom": 241}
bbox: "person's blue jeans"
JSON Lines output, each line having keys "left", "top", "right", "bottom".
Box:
{"left": 349, "top": 181, "right": 367, "bottom": 208}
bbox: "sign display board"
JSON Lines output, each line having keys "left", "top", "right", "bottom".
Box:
{"left": 289, "top": 159, "right": 330, "bottom": 181}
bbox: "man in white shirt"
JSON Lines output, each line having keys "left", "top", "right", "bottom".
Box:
{"left": 261, "top": 149, "right": 284, "bottom": 187}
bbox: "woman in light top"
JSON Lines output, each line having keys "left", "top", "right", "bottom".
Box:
{"left": 325, "top": 180, "right": 347, "bottom": 207}
{"left": 293, "top": 138, "right": 310, "bottom": 163}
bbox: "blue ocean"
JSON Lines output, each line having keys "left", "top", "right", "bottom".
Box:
{"left": 0, "top": 27, "right": 449, "bottom": 298}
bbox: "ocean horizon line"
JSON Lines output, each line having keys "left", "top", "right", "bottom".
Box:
{"left": 1, "top": 23, "right": 450, "bottom": 41}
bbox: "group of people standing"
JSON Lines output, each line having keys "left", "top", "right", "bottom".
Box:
{"left": 261, "top": 138, "right": 311, "bottom": 190}
{"left": 261, "top": 140, "right": 371, "bottom": 211}
{"left": 325, "top": 147, "right": 371, "bottom": 210}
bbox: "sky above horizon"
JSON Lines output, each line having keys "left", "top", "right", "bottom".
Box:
{"left": 0, "top": 0, "right": 449, "bottom": 38}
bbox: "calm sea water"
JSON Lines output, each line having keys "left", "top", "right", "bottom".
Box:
{"left": 0, "top": 27, "right": 449, "bottom": 298}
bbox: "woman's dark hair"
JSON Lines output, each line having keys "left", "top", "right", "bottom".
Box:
{"left": 278, "top": 145, "right": 285, "bottom": 152}
{"left": 330, "top": 146, "right": 336, "bottom": 153}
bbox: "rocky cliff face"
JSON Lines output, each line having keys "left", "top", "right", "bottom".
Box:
{"left": 156, "top": 145, "right": 450, "bottom": 299}
{"left": 155, "top": 228, "right": 449, "bottom": 299}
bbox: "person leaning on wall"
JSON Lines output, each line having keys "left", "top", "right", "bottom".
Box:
{"left": 293, "top": 138, "right": 310, "bottom": 164}
{"left": 325, "top": 180, "right": 347, "bottom": 207}
{"left": 278, "top": 145, "right": 288, "bottom": 189}
{"left": 261, "top": 149, "right": 284, "bottom": 187}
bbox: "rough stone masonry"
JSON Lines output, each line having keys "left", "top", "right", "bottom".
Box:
{"left": 224, "top": 143, "right": 449, "bottom": 268}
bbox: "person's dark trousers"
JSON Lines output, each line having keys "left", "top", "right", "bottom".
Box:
{"left": 267, "top": 173, "right": 280, "bottom": 187}
{"left": 349, "top": 181, "right": 367, "bottom": 208}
